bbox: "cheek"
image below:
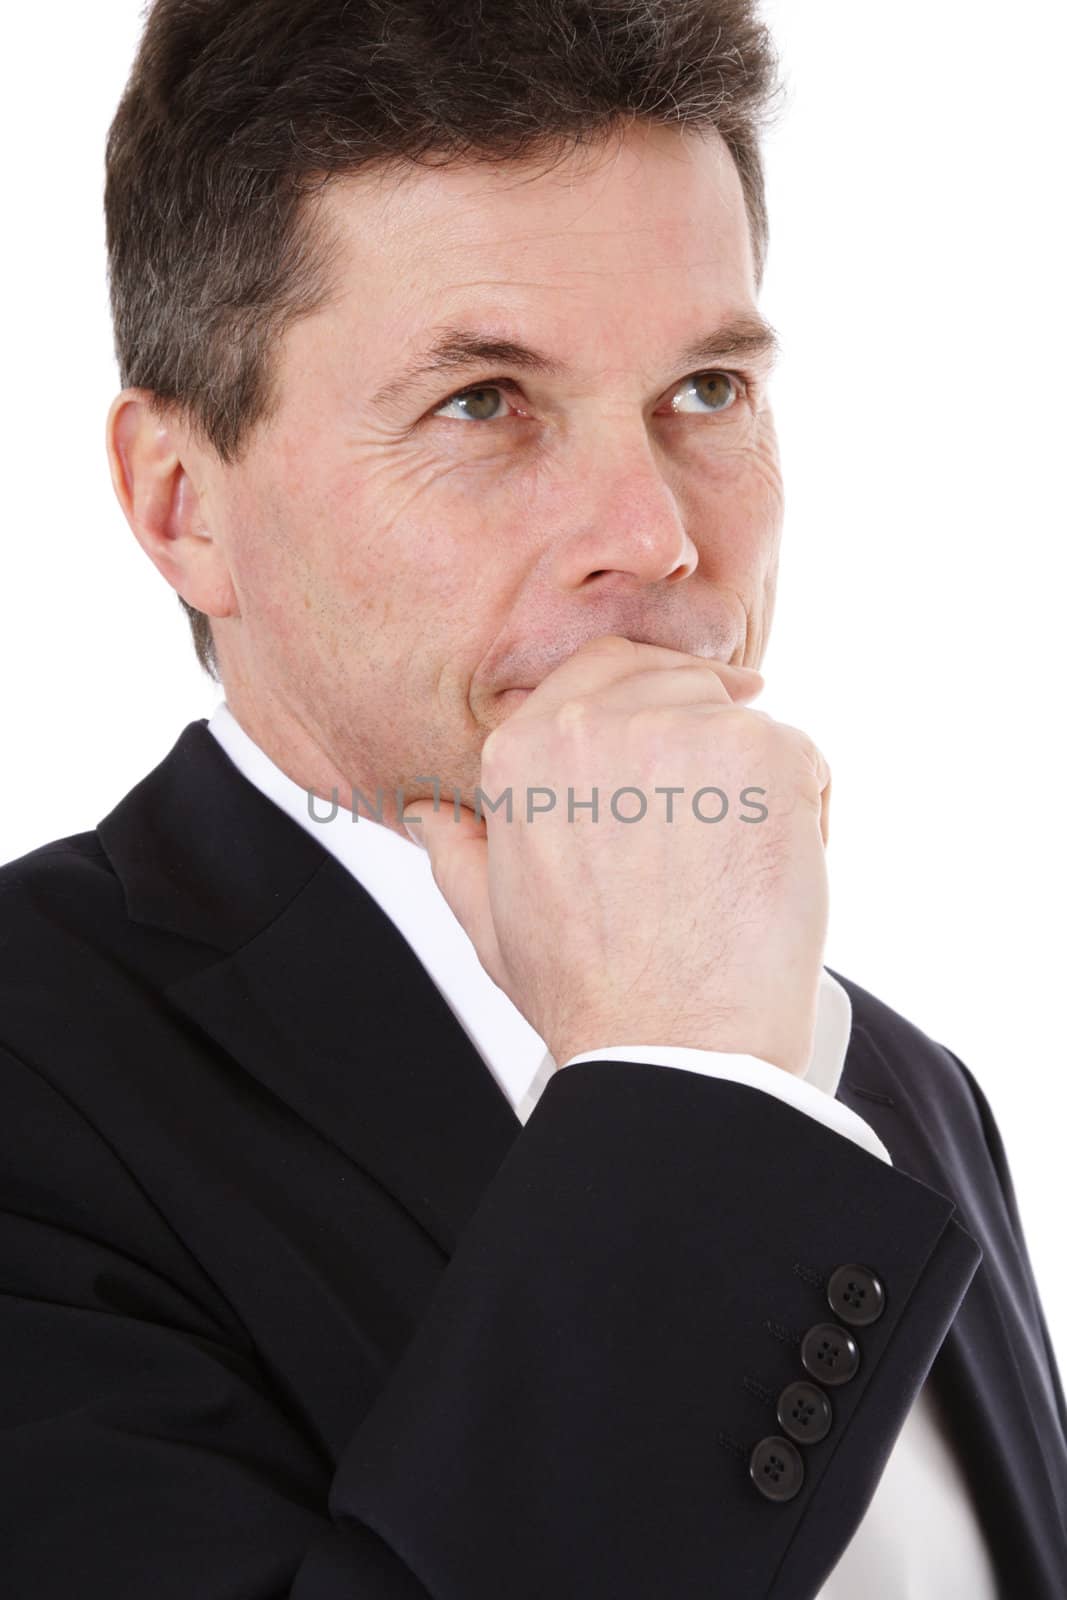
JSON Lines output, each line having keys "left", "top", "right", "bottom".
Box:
{"left": 216, "top": 476, "right": 297, "bottom": 616}
{"left": 354, "top": 449, "right": 530, "bottom": 614}
{"left": 217, "top": 464, "right": 369, "bottom": 674}
{"left": 679, "top": 425, "right": 784, "bottom": 569}
{"left": 735, "top": 441, "right": 785, "bottom": 552}
{"left": 313, "top": 455, "right": 522, "bottom": 693}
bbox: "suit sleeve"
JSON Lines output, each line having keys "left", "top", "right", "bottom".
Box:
{"left": 561, "top": 1043, "right": 893, "bottom": 1162}
{"left": 1, "top": 1039, "right": 981, "bottom": 1600}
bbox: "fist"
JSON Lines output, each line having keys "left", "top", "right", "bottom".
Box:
{"left": 404, "top": 635, "right": 831, "bottom": 1077}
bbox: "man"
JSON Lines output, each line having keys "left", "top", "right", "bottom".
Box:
{"left": 1, "top": 0, "right": 1063, "bottom": 1594}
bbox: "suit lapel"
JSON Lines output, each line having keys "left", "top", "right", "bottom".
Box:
{"left": 97, "top": 719, "right": 522, "bottom": 1258}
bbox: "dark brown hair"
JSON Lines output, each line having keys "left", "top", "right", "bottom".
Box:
{"left": 105, "top": 0, "right": 782, "bottom": 680}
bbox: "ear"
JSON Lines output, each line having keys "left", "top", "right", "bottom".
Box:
{"left": 105, "top": 389, "right": 238, "bottom": 620}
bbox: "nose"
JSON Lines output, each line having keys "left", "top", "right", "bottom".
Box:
{"left": 548, "top": 438, "right": 699, "bottom": 593}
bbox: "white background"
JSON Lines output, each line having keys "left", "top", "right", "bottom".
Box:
{"left": 2, "top": 3, "right": 1065, "bottom": 1362}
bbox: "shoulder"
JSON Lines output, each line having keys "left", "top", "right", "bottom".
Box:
{"left": 828, "top": 966, "right": 944, "bottom": 1057}
{"left": 0, "top": 831, "right": 138, "bottom": 1081}
{"left": 823, "top": 966, "right": 1028, "bottom": 1245}
{"left": 0, "top": 825, "right": 187, "bottom": 1080}
{"left": 0, "top": 829, "right": 126, "bottom": 952}
{"left": 826, "top": 964, "right": 986, "bottom": 1116}
{"left": 0, "top": 827, "right": 122, "bottom": 924}
{"left": 0, "top": 827, "right": 115, "bottom": 890}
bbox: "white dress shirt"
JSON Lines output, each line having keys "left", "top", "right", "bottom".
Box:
{"left": 207, "top": 699, "right": 998, "bottom": 1596}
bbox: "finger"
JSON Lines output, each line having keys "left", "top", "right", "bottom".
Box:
{"left": 557, "top": 662, "right": 764, "bottom": 718}
{"left": 808, "top": 742, "right": 831, "bottom": 850}
{"left": 402, "top": 800, "right": 505, "bottom": 983}
{"left": 514, "top": 634, "right": 763, "bottom": 716}
{"left": 794, "top": 732, "right": 831, "bottom": 849}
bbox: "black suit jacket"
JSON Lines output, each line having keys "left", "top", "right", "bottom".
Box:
{"left": 0, "top": 718, "right": 1064, "bottom": 1598}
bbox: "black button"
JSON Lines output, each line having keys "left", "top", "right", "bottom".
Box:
{"left": 776, "top": 1379, "right": 833, "bottom": 1444}
{"left": 800, "top": 1321, "right": 860, "bottom": 1385}
{"left": 749, "top": 1435, "right": 805, "bottom": 1502}
{"left": 827, "top": 1263, "right": 886, "bottom": 1327}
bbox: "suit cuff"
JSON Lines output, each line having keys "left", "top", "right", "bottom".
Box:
{"left": 560, "top": 1044, "right": 893, "bottom": 1166}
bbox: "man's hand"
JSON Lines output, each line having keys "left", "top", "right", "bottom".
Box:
{"left": 403, "top": 635, "right": 831, "bottom": 1077}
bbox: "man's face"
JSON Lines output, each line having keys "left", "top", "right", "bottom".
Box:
{"left": 202, "top": 121, "right": 783, "bottom": 819}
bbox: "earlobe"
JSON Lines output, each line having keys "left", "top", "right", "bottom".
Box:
{"left": 104, "top": 388, "right": 237, "bottom": 619}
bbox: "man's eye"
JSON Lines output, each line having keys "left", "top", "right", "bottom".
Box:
{"left": 670, "top": 371, "right": 743, "bottom": 414}
{"left": 433, "top": 384, "right": 516, "bottom": 423}
{"left": 431, "top": 370, "right": 745, "bottom": 423}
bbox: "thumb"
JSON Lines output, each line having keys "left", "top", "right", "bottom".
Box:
{"left": 717, "top": 664, "right": 765, "bottom": 705}
{"left": 402, "top": 800, "right": 504, "bottom": 983}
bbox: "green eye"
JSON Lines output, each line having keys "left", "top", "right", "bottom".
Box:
{"left": 436, "top": 386, "right": 509, "bottom": 422}
{"left": 671, "top": 372, "right": 740, "bottom": 414}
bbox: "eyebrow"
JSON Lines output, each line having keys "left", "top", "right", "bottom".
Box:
{"left": 369, "top": 313, "right": 780, "bottom": 414}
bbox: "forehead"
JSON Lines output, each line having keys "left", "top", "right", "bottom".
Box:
{"left": 316, "top": 122, "right": 757, "bottom": 330}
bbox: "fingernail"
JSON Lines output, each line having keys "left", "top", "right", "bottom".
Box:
{"left": 402, "top": 818, "right": 425, "bottom": 847}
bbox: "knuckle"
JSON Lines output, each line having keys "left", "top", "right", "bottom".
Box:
{"left": 627, "top": 701, "right": 667, "bottom": 735}
{"left": 554, "top": 697, "right": 591, "bottom": 736}
{"left": 625, "top": 703, "right": 674, "bottom": 760}
{"left": 711, "top": 703, "right": 769, "bottom": 744}
{"left": 480, "top": 724, "right": 512, "bottom": 779}
{"left": 768, "top": 728, "right": 830, "bottom": 816}
{"left": 586, "top": 633, "right": 639, "bottom": 656}
{"left": 780, "top": 724, "right": 828, "bottom": 782}
{"left": 690, "top": 663, "right": 736, "bottom": 702}
{"left": 759, "top": 717, "right": 810, "bottom": 759}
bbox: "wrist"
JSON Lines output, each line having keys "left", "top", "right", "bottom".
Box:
{"left": 551, "top": 1008, "right": 813, "bottom": 1079}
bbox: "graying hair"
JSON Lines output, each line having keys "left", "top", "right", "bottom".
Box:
{"left": 105, "top": 0, "right": 783, "bottom": 680}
